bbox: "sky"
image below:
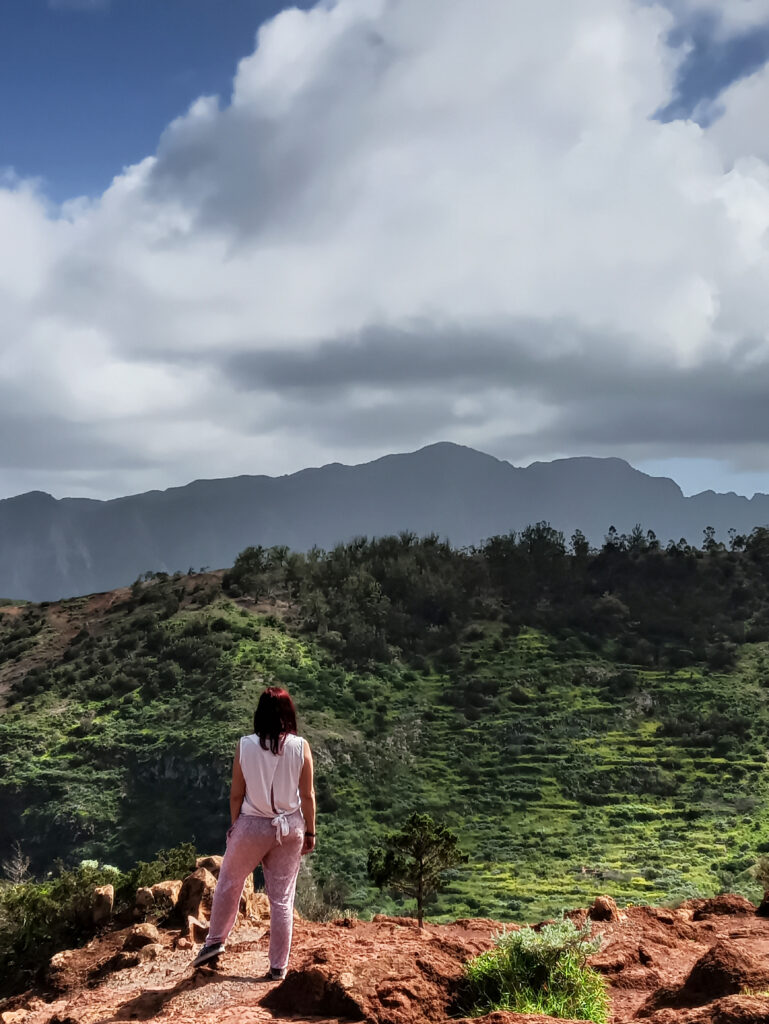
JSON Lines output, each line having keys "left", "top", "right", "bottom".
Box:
{"left": 3, "top": 0, "right": 769, "bottom": 500}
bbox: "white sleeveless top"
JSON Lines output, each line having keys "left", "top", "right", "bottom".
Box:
{"left": 239, "top": 733, "right": 304, "bottom": 841}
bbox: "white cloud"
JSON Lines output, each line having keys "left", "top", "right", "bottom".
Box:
{"left": 3, "top": 0, "right": 769, "bottom": 499}
{"left": 699, "top": 61, "right": 769, "bottom": 165}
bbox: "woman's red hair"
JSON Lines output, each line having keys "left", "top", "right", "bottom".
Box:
{"left": 253, "top": 687, "right": 298, "bottom": 754}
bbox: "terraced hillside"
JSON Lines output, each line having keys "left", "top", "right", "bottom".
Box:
{"left": 3, "top": 529, "right": 769, "bottom": 921}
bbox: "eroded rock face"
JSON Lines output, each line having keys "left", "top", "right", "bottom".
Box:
{"left": 638, "top": 940, "right": 769, "bottom": 1015}
{"left": 1, "top": 1009, "right": 29, "bottom": 1024}
{"left": 690, "top": 896, "right": 757, "bottom": 920}
{"left": 641, "top": 994, "right": 769, "bottom": 1024}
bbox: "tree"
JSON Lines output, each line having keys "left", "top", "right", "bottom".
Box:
{"left": 570, "top": 529, "right": 590, "bottom": 559}
{"left": 225, "top": 545, "right": 267, "bottom": 600}
{"left": 367, "top": 812, "right": 467, "bottom": 927}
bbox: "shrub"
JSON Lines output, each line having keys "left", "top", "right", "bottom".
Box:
{"left": 463, "top": 918, "right": 608, "bottom": 1022}
{"left": 0, "top": 843, "right": 197, "bottom": 996}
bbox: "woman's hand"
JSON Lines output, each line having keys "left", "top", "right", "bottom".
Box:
{"left": 302, "top": 833, "right": 316, "bottom": 855}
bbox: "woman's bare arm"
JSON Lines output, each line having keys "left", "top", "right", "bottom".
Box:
{"left": 300, "top": 740, "right": 316, "bottom": 854}
{"left": 230, "top": 742, "right": 246, "bottom": 826}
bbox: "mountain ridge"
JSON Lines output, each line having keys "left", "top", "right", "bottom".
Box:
{"left": 2, "top": 442, "right": 768, "bottom": 601}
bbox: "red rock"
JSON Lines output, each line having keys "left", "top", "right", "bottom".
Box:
{"left": 123, "top": 923, "right": 161, "bottom": 951}
{"left": 589, "top": 894, "right": 621, "bottom": 922}
{"left": 91, "top": 884, "right": 113, "bottom": 926}
{"left": 642, "top": 994, "right": 769, "bottom": 1024}
{"left": 687, "top": 896, "right": 757, "bottom": 919}
{"left": 638, "top": 940, "right": 769, "bottom": 1015}
{"left": 150, "top": 879, "right": 182, "bottom": 908}
{"left": 195, "top": 855, "right": 223, "bottom": 877}
{"left": 177, "top": 867, "right": 217, "bottom": 921}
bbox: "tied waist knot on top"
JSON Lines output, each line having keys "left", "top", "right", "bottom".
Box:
{"left": 271, "top": 811, "right": 291, "bottom": 844}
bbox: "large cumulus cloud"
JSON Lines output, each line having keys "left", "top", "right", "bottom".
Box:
{"left": 3, "top": 0, "right": 769, "bottom": 499}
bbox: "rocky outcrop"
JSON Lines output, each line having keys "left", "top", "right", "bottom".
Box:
{"left": 10, "top": 885, "right": 769, "bottom": 1024}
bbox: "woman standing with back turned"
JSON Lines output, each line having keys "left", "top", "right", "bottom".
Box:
{"left": 192, "top": 686, "right": 316, "bottom": 979}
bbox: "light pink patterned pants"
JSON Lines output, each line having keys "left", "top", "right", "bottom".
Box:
{"left": 207, "top": 810, "right": 304, "bottom": 970}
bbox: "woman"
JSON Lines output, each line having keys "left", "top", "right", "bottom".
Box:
{"left": 192, "top": 686, "right": 316, "bottom": 979}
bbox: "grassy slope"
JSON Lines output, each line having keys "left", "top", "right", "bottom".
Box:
{"left": 1, "top": 573, "right": 768, "bottom": 921}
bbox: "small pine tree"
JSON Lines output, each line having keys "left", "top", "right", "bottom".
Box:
{"left": 367, "top": 812, "right": 467, "bottom": 927}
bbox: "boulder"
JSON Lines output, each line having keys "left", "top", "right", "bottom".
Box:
{"left": 47, "top": 949, "right": 80, "bottom": 992}
{"left": 1, "top": 1011, "right": 28, "bottom": 1024}
{"left": 137, "top": 942, "right": 164, "bottom": 962}
{"left": 134, "top": 887, "right": 154, "bottom": 914}
{"left": 123, "top": 923, "right": 161, "bottom": 951}
{"left": 92, "top": 884, "right": 114, "bottom": 926}
{"left": 589, "top": 894, "right": 621, "bottom": 922}
{"left": 178, "top": 867, "right": 217, "bottom": 921}
{"left": 195, "top": 855, "right": 223, "bottom": 877}
{"left": 151, "top": 879, "right": 182, "bottom": 909}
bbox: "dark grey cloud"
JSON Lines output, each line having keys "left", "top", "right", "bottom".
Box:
{"left": 221, "top": 320, "right": 769, "bottom": 460}
{"left": 0, "top": 411, "right": 152, "bottom": 472}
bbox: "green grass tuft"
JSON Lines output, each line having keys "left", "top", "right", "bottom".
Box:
{"left": 463, "top": 918, "right": 609, "bottom": 1022}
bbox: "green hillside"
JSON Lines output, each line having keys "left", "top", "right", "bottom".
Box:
{"left": 3, "top": 525, "right": 769, "bottom": 921}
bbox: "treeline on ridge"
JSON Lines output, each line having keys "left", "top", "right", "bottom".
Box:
{"left": 222, "top": 522, "right": 769, "bottom": 671}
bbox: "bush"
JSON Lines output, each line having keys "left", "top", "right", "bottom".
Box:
{"left": 0, "top": 843, "right": 197, "bottom": 996}
{"left": 463, "top": 918, "right": 608, "bottom": 1022}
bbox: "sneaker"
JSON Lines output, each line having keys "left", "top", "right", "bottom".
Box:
{"left": 269, "top": 966, "right": 287, "bottom": 981}
{"left": 192, "top": 942, "right": 225, "bottom": 968}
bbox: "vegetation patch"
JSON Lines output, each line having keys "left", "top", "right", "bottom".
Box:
{"left": 0, "top": 843, "right": 196, "bottom": 995}
{"left": 463, "top": 918, "right": 609, "bottom": 1021}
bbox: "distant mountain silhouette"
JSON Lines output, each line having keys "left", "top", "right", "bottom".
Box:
{"left": 3, "top": 442, "right": 769, "bottom": 601}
